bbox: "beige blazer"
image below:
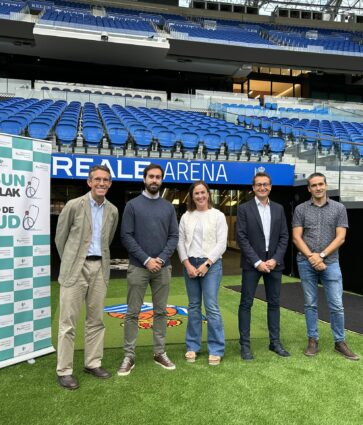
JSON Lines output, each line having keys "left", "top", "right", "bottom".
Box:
{"left": 55, "top": 192, "right": 119, "bottom": 287}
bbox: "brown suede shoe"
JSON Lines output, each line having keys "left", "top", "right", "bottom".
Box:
{"left": 304, "top": 338, "right": 319, "bottom": 356}
{"left": 334, "top": 342, "right": 360, "bottom": 361}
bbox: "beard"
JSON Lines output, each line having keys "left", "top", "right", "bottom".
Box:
{"left": 145, "top": 182, "right": 161, "bottom": 194}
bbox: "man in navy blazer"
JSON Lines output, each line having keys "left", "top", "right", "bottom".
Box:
{"left": 236, "top": 172, "right": 289, "bottom": 360}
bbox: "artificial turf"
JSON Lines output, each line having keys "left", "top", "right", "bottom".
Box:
{"left": 1, "top": 276, "right": 362, "bottom": 425}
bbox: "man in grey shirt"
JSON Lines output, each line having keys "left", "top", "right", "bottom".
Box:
{"left": 117, "top": 163, "right": 179, "bottom": 376}
{"left": 292, "top": 172, "right": 359, "bottom": 360}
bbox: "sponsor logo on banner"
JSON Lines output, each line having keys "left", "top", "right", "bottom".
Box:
{"left": 33, "top": 245, "right": 50, "bottom": 256}
{"left": 14, "top": 278, "right": 33, "bottom": 291}
{"left": 33, "top": 306, "right": 51, "bottom": 320}
{"left": 33, "top": 142, "right": 52, "bottom": 155}
{"left": 14, "top": 257, "right": 33, "bottom": 268}
{"left": 0, "top": 247, "right": 13, "bottom": 258}
{"left": 13, "top": 149, "right": 32, "bottom": 162}
{"left": 14, "top": 236, "right": 32, "bottom": 246}
{"left": 34, "top": 328, "right": 51, "bottom": 342}
{"left": 0, "top": 314, "right": 14, "bottom": 328}
{"left": 33, "top": 287, "right": 50, "bottom": 299}
{"left": 0, "top": 134, "right": 12, "bottom": 145}
{"left": 34, "top": 163, "right": 50, "bottom": 173}
{"left": 14, "top": 342, "right": 34, "bottom": 357}
{"left": 0, "top": 292, "right": 14, "bottom": 305}
{"left": 14, "top": 321, "right": 34, "bottom": 336}
{"left": 0, "top": 157, "right": 11, "bottom": 169}
{"left": 14, "top": 299, "right": 33, "bottom": 313}
{"left": 0, "top": 269, "right": 14, "bottom": 282}
{"left": 0, "top": 337, "right": 14, "bottom": 352}
{"left": 33, "top": 265, "right": 50, "bottom": 278}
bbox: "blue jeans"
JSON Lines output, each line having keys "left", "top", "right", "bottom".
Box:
{"left": 184, "top": 258, "right": 225, "bottom": 356}
{"left": 297, "top": 258, "right": 345, "bottom": 342}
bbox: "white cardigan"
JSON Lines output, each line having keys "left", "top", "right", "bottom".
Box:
{"left": 177, "top": 208, "right": 228, "bottom": 263}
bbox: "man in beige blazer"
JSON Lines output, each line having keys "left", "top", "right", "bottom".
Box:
{"left": 55, "top": 164, "right": 118, "bottom": 390}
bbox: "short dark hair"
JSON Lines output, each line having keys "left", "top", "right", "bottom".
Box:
{"left": 187, "top": 180, "right": 213, "bottom": 212}
{"left": 307, "top": 172, "right": 326, "bottom": 186}
{"left": 252, "top": 172, "right": 271, "bottom": 186}
{"left": 143, "top": 163, "right": 164, "bottom": 179}
{"left": 88, "top": 164, "right": 112, "bottom": 181}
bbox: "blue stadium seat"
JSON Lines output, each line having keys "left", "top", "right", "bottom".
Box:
{"left": 225, "top": 134, "right": 244, "bottom": 158}
{"left": 268, "top": 137, "right": 285, "bottom": 162}
{"left": 157, "top": 130, "right": 176, "bottom": 155}
{"left": 133, "top": 128, "right": 152, "bottom": 152}
{"left": 180, "top": 132, "right": 199, "bottom": 155}
{"left": 203, "top": 133, "right": 221, "bottom": 156}
{"left": 246, "top": 135, "right": 265, "bottom": 161}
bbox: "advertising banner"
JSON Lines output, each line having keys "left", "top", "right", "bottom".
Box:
{"left": 0, "top": 134, "right": 55, "bottom": 368}
{"left": 52, "top": 153, "right": 295, "bottom": 186}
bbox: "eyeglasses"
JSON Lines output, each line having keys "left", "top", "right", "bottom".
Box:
{"left": 254, "top": 183, "right": 271, "bottom": 188}
{"left": 93, "top": 177, "right": 111, "bottom": 183}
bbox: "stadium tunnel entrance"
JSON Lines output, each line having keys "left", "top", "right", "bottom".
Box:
{"left": 50, "top": 177, "right": 296, "bottom": 277}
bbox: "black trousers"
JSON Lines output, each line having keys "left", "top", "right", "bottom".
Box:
{"left": 238, "top": 268, "right": 282, "bottom": 347}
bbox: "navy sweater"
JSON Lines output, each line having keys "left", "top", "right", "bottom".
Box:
{"left": 121, "top": 194, "right": 179, "bottom": 268}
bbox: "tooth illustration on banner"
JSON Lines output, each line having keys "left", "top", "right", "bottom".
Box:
{"left": 22, "top": 205, "right": 39, "bottom": 230}
{"left": 25, "top": 177, "right": 40, "bottom": 198}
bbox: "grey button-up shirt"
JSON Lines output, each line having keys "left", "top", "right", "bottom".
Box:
{"left": 292, "top": 197, "right": 348, "bottom": 264}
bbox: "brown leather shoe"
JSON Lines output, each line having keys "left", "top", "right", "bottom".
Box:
{"left": 84, "top": 367, "right": 111, "bottom": 379}
{"left": 117, "top": 357, "right": 135, "bottom": 376}
{"left": 58, "top": 375, "right": 79, "bottom": 390}
{"left": 304, "top": 338, "right": 319, "bottom": 356}
{"left": 334, "top": 342, "right": 360, "bottom": 361}
{"left": 154, "top": 352, "right": 176, "bottom": 370}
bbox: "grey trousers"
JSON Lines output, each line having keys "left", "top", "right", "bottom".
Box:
{"left": 57, "top": 260, "right": 107, "bottom": 376}
{"left": 124, "top": 264, "right": 172, "bottom": 359}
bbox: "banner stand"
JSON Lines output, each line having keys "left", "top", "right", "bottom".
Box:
{"left": 0, "top": 346, "right": 55, "bottom": 369}
{"left": 0, "top": 133, "right": 55, "bottom": 369}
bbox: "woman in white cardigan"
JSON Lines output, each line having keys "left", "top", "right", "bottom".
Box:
{"left": 178, "top": 180, "right": 228, "bottom": 366}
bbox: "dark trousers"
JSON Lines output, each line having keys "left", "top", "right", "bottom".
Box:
{"left": 238, "top": 268, "right": 282, "bottom": 347}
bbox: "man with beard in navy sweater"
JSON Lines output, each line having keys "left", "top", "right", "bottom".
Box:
{"left": 117, "top": 163, "right": 179, "bottom": 376}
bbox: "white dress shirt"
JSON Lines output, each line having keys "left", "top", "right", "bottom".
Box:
{"left": 254, "top": 196, "right": 271, "bottom": 268}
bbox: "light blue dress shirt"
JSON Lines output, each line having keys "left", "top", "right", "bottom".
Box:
{"left": 87, "top": 193, "right": 105, "bottom": 256}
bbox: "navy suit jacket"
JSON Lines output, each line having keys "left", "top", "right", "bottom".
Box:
{"left": 236, "top": 198, "right": 288, "bottom": 271}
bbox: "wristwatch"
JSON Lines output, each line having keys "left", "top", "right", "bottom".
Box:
{"left": 205, "top": 262, "right": 211, "bottom": 269}
{"left": 319, "top": 252, "right": 327, "bottom": 259}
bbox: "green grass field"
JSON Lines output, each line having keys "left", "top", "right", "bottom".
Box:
{"left": 1, "top": 276, "right": 362, "bottom": 425}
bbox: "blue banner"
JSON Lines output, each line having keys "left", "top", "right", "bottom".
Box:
{"left": 51, "top": 154, "right": 295, "bottom": 186}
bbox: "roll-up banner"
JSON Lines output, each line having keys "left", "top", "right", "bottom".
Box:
{"left": 0, "top": 134, "right": 55, "bottom": 369}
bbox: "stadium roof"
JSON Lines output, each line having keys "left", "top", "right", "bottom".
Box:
{"left": 222, "top": 0, "right": 363, "bottom": 18}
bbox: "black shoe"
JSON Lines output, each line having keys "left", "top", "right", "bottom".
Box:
{"left": 269, "top": 342, "right": 290, "bottom": 357}
{"left": 84, "top": 367, "right": 111, "bottom": 379}
{"left": 241, "top": 345, "right": 254, "bottom": 361}
{"left": 58, "top": 375, "right": 79, "bottom": 390}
